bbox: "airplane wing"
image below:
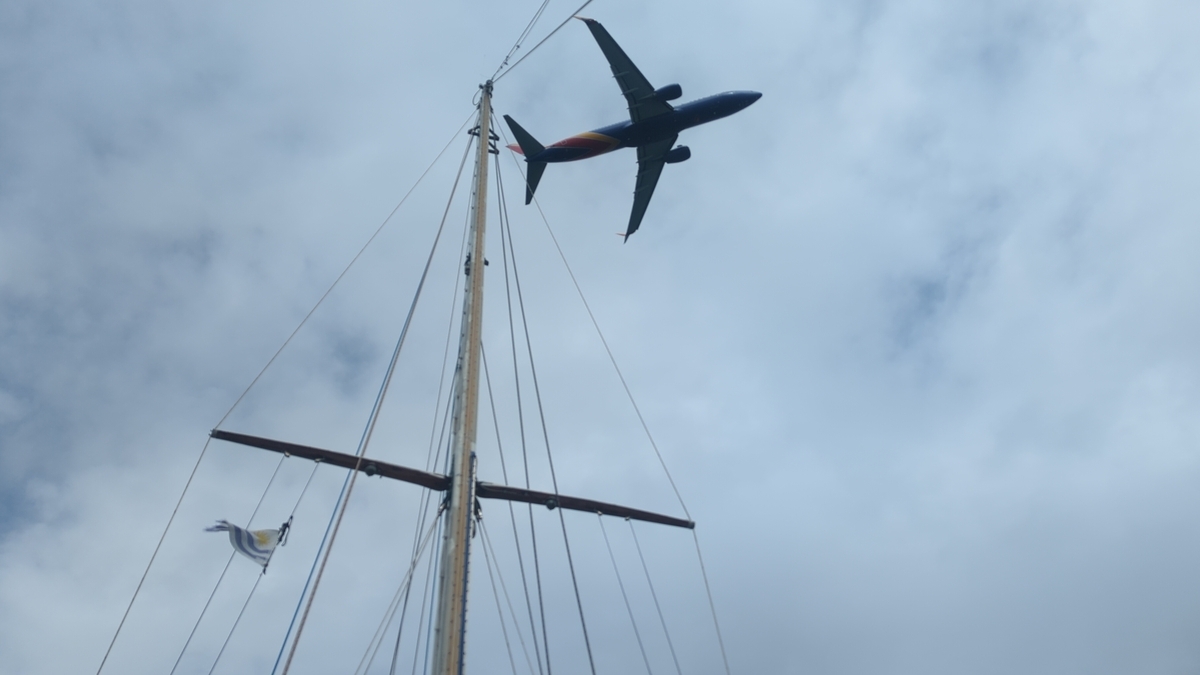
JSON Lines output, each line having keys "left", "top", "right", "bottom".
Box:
{"left": 626, "top": 134, "right": 677, "bottom": 239}
{"left": 579, "top": 18, "right": 673, "bottom": 124}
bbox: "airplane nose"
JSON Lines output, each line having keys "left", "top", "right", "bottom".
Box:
{"left": 734, "top": 91, "right": 762, "bottom": 111}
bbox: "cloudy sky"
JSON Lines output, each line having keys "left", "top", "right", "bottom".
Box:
{"left": 3, "top": 0, "right": 1200, "bottom": 673}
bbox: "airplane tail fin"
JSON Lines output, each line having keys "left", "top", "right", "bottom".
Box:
{"left": 503, "top": 115, "right": 546, "bottom": 204}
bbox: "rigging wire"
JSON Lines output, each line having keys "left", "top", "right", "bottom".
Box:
{"left": 168, "top": 454, "right": 288, "bottom": 675}
{"left": 477, "top": 519, "right": 521, "bottom": 675}
{"left": 496, "top": 124, "right": 692, "bottom": 521}
{"left": 214, "top": 108, "right": 476, "bottom": 432}
{"left": 412, "top": 519, "right": 445, "bottom": 675}
{"left": 353, "top": 507, "right": 446, "bottom": 675}
{"left": 493, "top": 0, "right": 596, "bottom": 83}
{"left": 490, "top": 0, "right": 551, "bottom": 81}
{"left": 207, "top": 572, "right": 265, "bottom": 675}
{"left": 495, "top": 155, "right": 552, "bottom": 675}
{"left": 96, "top": 108, "right": 476, "bottom": 675}
{"left": 495, "top": 152, "right": 598, "bottom": 675}
{"left": 628, "top": 522, "right": 683, "bottom": 675}
{"left": 208, "top": 460, "right": 323, "bottom": 675}
{"left": 274, "top": 127, "right": 479, "bottom": 675}
{"left": 372, "top": 373, "right": 458, "bottom": 675}
{"left": 598, "top": 516, "right": 654, "bottom": 675}
{"left": 93, "top": 437, "right": 214, "bottom": 675}
{"left": 481, "top": 342, "right": 548, "bottom": 674}
{"left": 388, "top": 502, "right": 443, "bottom": 675}
{"left": 488, "top": 157, "right": 550, "bottom": 675}
{"left": 496, "top": 124, "right": 734, "bottom": 674}
{"left": 479, "top": 518, "right": 540, "bottom": 675}
{"left": 692, "top": 531, "right": 732, "bottom": 675}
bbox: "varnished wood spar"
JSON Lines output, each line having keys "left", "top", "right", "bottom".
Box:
{"left": 208, "top": 430, "right": 450, "bottom": 491}
{"left": 431, "top": 80, "right": 494, "bottom": 675}
{"left": 210, "top": 429, "right": 693, "bottom": 529}
{"left": 476, "top": 482, "right": 694, "bottom": 529}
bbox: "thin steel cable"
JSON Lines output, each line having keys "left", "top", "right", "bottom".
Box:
{"left": 278, "top": 129, "right": 478, "bottom": 675}
{"left": 480, "top": 520, "right": 539, "bottom": 675}
{"left": 207, "top": 571, "right": 265, "bottom": 675}
{"left": 497, "top": 124, "right": 692, "bottom": 520}
{"left": 288, "top": 461, "right": 323, "bottom": 518}
{"left": 168, "top": 454, "right": 288, "bottom": 675}
{"left": 490, "top": 0, "right": 551, "bottom": 81}
{"left": 355, "top": 509, "right": 445, "bottom": 675}
{"left": 214, "top": 109, "right": 476, "bottom": 431}
{"left": 693, "top": 530, "right": 731, "bottom": 675}
{"left": 628, "top": 522, "right": 683, "bottom": 675}
{"left": 94, "top": 437, "right": 213, "bottom": 675}
{"left": 493, "top": 0, "right": 596, "bottom": 83}
{"left": 388, "top": 498, "right": 444, "bottom": 675}
{"left": 497, "top": 157, "right": 597, "bottom": 675}
{"left": 598, "top": 516, "right": 653, "bottom": 675}
{"left": 378, "top": 381, "right": 454, "bottom": 675}
{"left": 412, "top": 516, "right": 445, "bottom": 675}
{"left": 105, "top": 112, "right": 472, "bottom": 675}
{"left": 485, "top": 181, "right": 546, "bottom": 675}
{"left": 478, "top": 520, "right": 521, "bottom": 675}
{"left": 505, "top": 130, "right": 731, "bottom": 675}
{"left": 482, "top": 342, "right": 543, "bottom": 650}
{"left": 495, "top": 153, "right": 551, "bottom": 675}
{"left": 171, "top": 552, "right": 236, "bottom": 675}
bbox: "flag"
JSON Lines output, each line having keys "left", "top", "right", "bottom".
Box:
{"left": 206, "top": 519, "right": 289, "bottom": 568}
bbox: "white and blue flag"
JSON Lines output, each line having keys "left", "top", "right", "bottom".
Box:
{"left": 206, "top": 519, "right": 288, "bottom": 568}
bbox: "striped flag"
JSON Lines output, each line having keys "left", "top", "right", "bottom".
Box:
{"left": 206, "top": 520, "right": 285, "bottom": 568}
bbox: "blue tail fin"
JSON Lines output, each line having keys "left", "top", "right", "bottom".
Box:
{"left": 503, "top": 115, "right": 546, "bottom": 204}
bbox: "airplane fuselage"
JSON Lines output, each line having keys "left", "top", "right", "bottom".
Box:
{"left": 525, "top": 90, "right": 762, "bottom": 163}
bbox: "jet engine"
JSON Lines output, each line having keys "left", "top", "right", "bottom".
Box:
{"left": 654, "top": 84, "right": 683, "bottom": 102}
{"left": 665, "top": 145, "right": 691, "bottom": 164}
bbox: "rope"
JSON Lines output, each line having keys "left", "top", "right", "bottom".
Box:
{"left": 278, "top": 126, "right": 478, "bottom": 675}
{"left": 628, "top": 522, "right": 683, "bottom": 675}
{"left": 598, "top": 516, "right": 653, "bottom": 675}
{"left": 94, "top": 437, "right": 214, "bottom": 675}
{"left": 493, "top": 0, "right": 597, "bottom": 83}
{"left": 495, "top": 154, "right": 597, "bottom": 675}
{"left": 497, "top": 124, "right": 692, "bottom": 521}
{"left": 495, "top": 154, "right": 551, "bottom": 675}
{"left": 168, "top": 454, "right": 288, "bottom": 675}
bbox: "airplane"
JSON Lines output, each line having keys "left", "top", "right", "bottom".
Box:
{"left": 503, "top": 17, "right": 761, "bottom": 240}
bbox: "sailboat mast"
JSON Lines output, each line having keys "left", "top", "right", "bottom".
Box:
{"left": 430, "top": 81, "right": 493, "bottom": 675}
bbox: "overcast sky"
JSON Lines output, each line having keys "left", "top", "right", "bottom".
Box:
{"left": 3, "top": 0, "right": 1200, "bottom": 674}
